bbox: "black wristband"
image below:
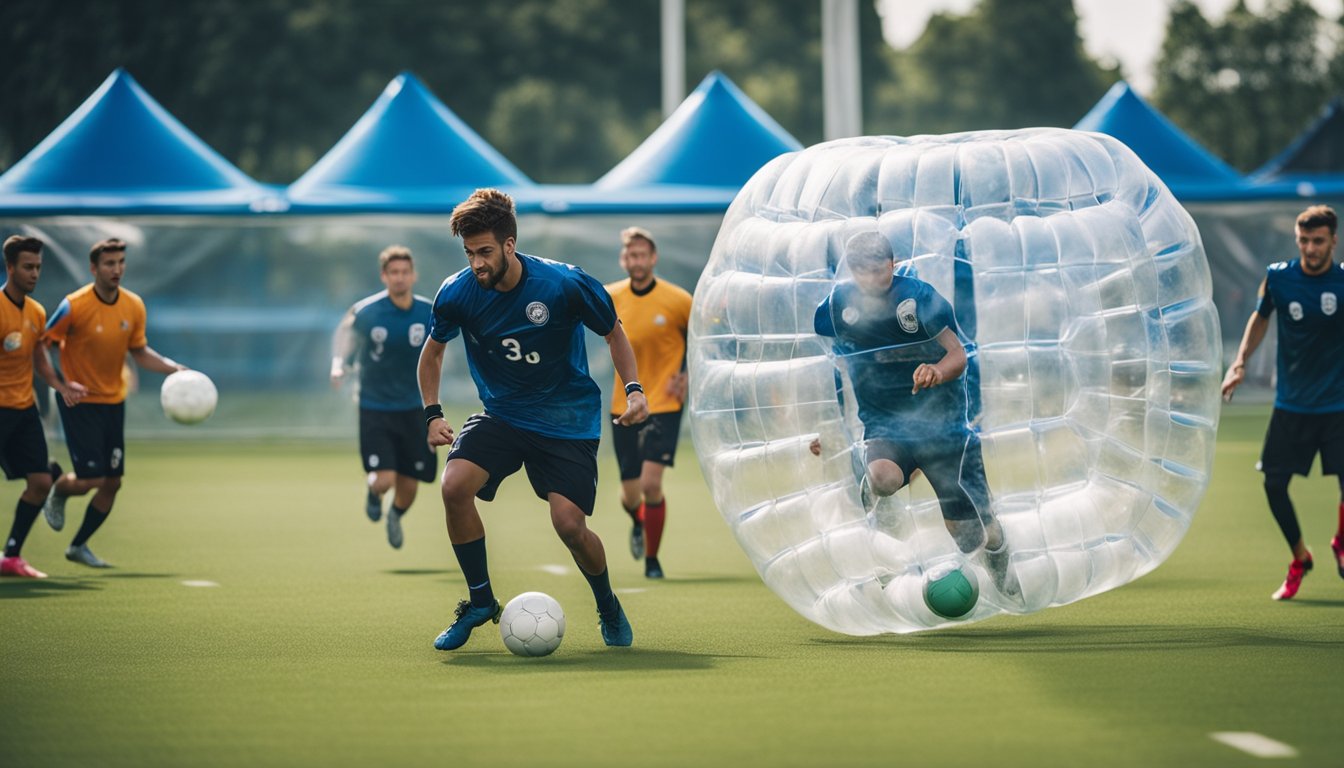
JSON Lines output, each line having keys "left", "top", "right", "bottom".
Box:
{"left": 424, "top": 404, "right": 444, "bottom": 425}
{"left": 624, "top": 382, "right": 644, "bottom": 396}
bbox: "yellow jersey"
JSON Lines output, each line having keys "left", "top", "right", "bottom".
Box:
{"left": 43, "top": 284, "right": 148, "bottom": 404}
{"left": 0, "top": 292, "right": 47, "bottom": 409}
{"left": 606, "top": 277, "right": 692, "bottom": 415}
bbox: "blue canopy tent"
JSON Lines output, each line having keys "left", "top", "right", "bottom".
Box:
{"left": 0, "top": 69, "right": 279, "bottom": 215}
{"left": 1072, "top": 81, "right": 1250, "bottom": 202}
{"left": 1246, "top": 97, "right": 1344, "bottom": 199}
{"left": 528, "top": 71, "right": 803, "bottom": 214}
{"left": 284, "top": 72, "right": 535, "bottom": 213}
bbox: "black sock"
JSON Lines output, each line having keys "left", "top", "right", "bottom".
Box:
{"left": 1264, "top": 473, "right": 1301, "bottom": 550}
{"left": 580, "top": 564, "right": 618, "bottom": 615}
{"left": 4, "top": 498, "right": 43, "bottom": 557}
{"left": 623, "top": 503, "right": 642, "bottom": 527}
{"left": 391, "top": 504, "right": 408, "bottom": 518}
{"left": 70, "top": 502, "right": 111, "bottom": 548}
{"left": 451, "top": 537, "right": 494, "bottom": 607}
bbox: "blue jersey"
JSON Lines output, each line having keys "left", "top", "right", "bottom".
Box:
{"left": 815, "top": 276, "right": 971, "bottom": 440}
{"left": 429, "top": 253, "right": 618, "bottom": 439}
{"left": 1257, "top": 259, "right": 1344, "bottom": 413}
{"left": 348, "top": 291, "right": 433, "bottom": 411}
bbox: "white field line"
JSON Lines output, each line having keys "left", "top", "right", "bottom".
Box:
{"left": 1209, "top": 732, "right": 1298, "bottom": 758}
{"left": 181, "top": 580, "right": 220, "bottom": 588}
{"left": 538, "top": 564, "right": 569, "bottom": 576}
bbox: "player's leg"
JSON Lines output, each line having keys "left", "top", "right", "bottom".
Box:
{"left": 1261, "top": 409, "right": 1314, "bottom": 599}
{"left": 611, "top": 418, "right": 645, "bottom": 559}
{"left": 359, "top": 408, "right": 395, "bottom": 521}
{"left": 1, "top": 407, "right": 54, "bottom": 578}
{"left": 64, "top": 404, "right": 122, "bottom": 568}
{"left": 636, "top": 411, "right": 681, "bottom": 578}
{"left": 861, "top": 439, "right": 912, "bottom": 515}
{"left": 526, "top": 432, "right": 630, "bottom": 646}
{"left": 432, "top": 414, "right": 517, "bottom": 650}
{"left": 1316, "top": 412, "right": 1344, "bottom": 578}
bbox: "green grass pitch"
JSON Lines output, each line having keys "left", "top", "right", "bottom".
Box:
{"left": 2, "top": 403, "right": 1341, "bottom": 767}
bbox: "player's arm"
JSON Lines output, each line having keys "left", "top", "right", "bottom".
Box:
{"left": 129, "top": 345, "right": 187, "bottom": 375}
{"left": 606, "top": 321, "right": 648, "bottom": 426}
{"left": 912, "top": 327, "right": 967, "bottom": 394}
{"left": 32, "top": 342, "right": 86, "bottom": 406}
{"left": 1222, "top": 283, "right": 1270, "bottom": 402}
{"left": 330, "top": 308, "right": 357, "bottom": 389}
{"left": 418, "top": 336, "right": 455, "bottom": 447}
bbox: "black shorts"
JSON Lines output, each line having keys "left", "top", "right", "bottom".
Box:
{"left": 864, "top": 432, "right": 990, "bottom": 522}
{"left": 360, "top": 407, "right": 437, "bottom": 483}
{"left": 610, "top": 410, "right": 682, "bottom": 481}
{"left": 447, "top": 412, "right": 600, "bottom": 515}
{"left": 1260, "top": 408, "right": 1344, "bottom": 476}
{"left": 0, "top": 405, "right": 49, "bottom": 480}
{"left": 57, "top": 400, "right": 125, "bottom": 479}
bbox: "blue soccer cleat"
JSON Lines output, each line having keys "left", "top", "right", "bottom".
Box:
{"left": 433, "top": 599, "right": 501, "bottom": 651}
{"left": 365, "top": 489, "right": 382, "bottom": 522}
{"left": 598, "top": 597, "right": 633, "bottom": 647}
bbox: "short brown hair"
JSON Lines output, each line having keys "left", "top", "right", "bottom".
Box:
{"left": 1297, "top": 205, "right": 1337, "bottom": 235}
{"left": 3, "top": 235, "right": 43, "bottom": 267}
{"left": 620, "top": 226, "right": 656, "bottom": 252}
{"left": 844, "top": 231, "right": 894, "bottom": 267}
{"left": 450, "top": 188, "right": 517, "bottom": 245}
{"left": 89, "top": 238, "right": 127, "bottom": 264}
{"left": 379, "top": 245, "right": 413, "bottom": 271}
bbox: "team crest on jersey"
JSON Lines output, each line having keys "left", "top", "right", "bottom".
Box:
{"left": 1323, "top": 292, "right": 1337, "bottom": 316}
{"left": 3, "top": 331, "right": 21, "bottom": 352}
{"left": 409, "top": 323, "right": 426, "bottom": 346}
{"left": 370, "top": 326, "right": 388, "bottom": 343}
{"left": 1289, "top": 301, "right": 1304, "bottom": 321}
{"left": 654, "top": 313, "right": 667, "bottom": 326}
{"left": 526, "top": 301, "right": 549, "bottom": 326}
{"left": 897, "top": 298, "right": 919, "bottom": 333}
{"left": 120, "top": 320, "right": 130, "bottom": 331}
{"left": 841, "top": 306, "right": 860, "bottom": 326}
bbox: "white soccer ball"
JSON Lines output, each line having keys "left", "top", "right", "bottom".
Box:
{"left": 160, "top": 370, "right": 218, "bottom": 425}
{"left": 499, "top": 591, "right": 565, "bottom": 657}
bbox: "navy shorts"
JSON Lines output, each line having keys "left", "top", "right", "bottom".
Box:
{"left": 360, "top": 407, "right": 437, "bottom": 483}
{"left": 57, "top": 400, "right": 125, "bottom": 479}
{"left": 1260, "top": 408, "right": 1344, "bottom": 476}
{"left": 447, "top": 412, "right": 600, "bottom": 515}
{"left": 864, "top": 431, "right": 991, "bottom": 522}
{"left": 610, "top": 410, "right": 681, "bottom": 480}
{"left": 0, "top": 405, "right": 49, "bottom": 480}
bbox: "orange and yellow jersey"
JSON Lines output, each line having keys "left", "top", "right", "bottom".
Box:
{"left": 0, "top": 291, "right": 47, "bottom": 409}
{"left": 43, "top": 284, "right": 147, "bottom": 404}
{"left": 606, "top": 277, "right": 692, "bottom": 415}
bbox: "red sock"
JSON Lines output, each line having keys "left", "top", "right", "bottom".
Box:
{"left": 644, "top": 499, "right": 666, "bottom": 558}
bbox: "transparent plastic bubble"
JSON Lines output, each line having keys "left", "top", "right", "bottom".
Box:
{"left": 688, "top": 129, "right": 1221, "bottom": 634}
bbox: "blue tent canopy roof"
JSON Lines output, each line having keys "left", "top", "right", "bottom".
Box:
{"left": 594, "top": 71, "right": 802, "bottom": 190}
{"left": 1073, "top": 81, "right": 1244, "bottom": 197}
{"left": 1252, "top": 98, "right": 1344, "bottom": 183}
{"left": 285, "top": 72, "right": 533, "bottom": 213}
{"left": 0, "top": 69, "right": 277, "bottom": 214}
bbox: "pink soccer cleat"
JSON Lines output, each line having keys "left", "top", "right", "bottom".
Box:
{"left": 1271, "top": 555, "right": 1312, "bottom": 600}
{"left": 0, "top": 556, "right": 48, "bottom": 579}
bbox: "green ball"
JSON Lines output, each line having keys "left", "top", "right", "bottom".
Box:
{"left": 923, "top": 563, "right": 980, "bottom": 619}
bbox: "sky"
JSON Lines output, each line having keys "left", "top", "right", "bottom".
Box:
{"left": 876, "top": 0, "right": 1344, "bottom": 94}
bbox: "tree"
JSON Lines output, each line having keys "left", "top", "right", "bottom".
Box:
{"left": 1153, "top": 0, "right": 1337, "bottom": 171}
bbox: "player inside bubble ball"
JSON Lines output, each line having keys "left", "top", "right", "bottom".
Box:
{"left": 809, "top": 231, "right": 1018, "bottom": 598}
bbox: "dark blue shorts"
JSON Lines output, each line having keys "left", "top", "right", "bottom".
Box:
{"left": 1261, "top": 408, "right": 1344, "bottom": 477}
{"left": 0, "top": 405, "right": 49, "bottom": 480}
{"left": 610, "top": 410, "right": 681, "bottom": 480}
{"left": 448, "top": 412, "right": 600, "bottom": 515}
{"left": 360, "top": 407, "right": 437, "bottom": 482}
{"left": 57, "top": 400, "right": 125, "bottom": 479}
{"left": 863, "top": 430, "right": 991, "bottom": 522}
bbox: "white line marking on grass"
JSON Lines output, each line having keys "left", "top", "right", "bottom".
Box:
{"left": 538, "top": 564, "right": 569, "bottom": 576}
{"left": 1209, "top": 732, "right": 1298, "bottom": 758}
{"left": 181, "top": 580, "right": 219, "bottom": 588}
{"left": 616, "top": 588, "right": 647, "bottom": 594}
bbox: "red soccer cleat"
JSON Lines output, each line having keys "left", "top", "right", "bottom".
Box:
{"left": 0, "top": 556, "right": 48, "bottom": 579}
{"left": 1331, "top": 536, "right": 1344, "bottom": 579}
{"left": 1271, "top": 555, "right": 1312, "bottom": 600}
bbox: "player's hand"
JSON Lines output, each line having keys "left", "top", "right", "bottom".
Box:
{"left": 60, "top": 380, "right": 88, "bottom": 407}
{"left": 809, "top": 436, "right": 821, "bottom": 456}
{"left": 427, "top": 418, "right": 456, "bottom": 448}
{"left": 912, "top": 363, "right": 944, "bottom": 393}
{"left": 666, "top": 371, "right": 688, "bottom": 402}
{"left": 1220, "top": 363, "right": 1245, "bottom": 402}
{"left": 615, "top": 391, "right": 649, "bottom": 426}
{"left": 330, "top": 367, "right": 345, "bottom": 390}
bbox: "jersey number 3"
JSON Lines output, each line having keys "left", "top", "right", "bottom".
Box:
{"left": 501, "top": 337, "right": 541, "bottom": 364}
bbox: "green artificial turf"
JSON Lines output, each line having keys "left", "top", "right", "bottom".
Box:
{"left": 2, "top": 402, "right": 1340, "bottom": 767}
